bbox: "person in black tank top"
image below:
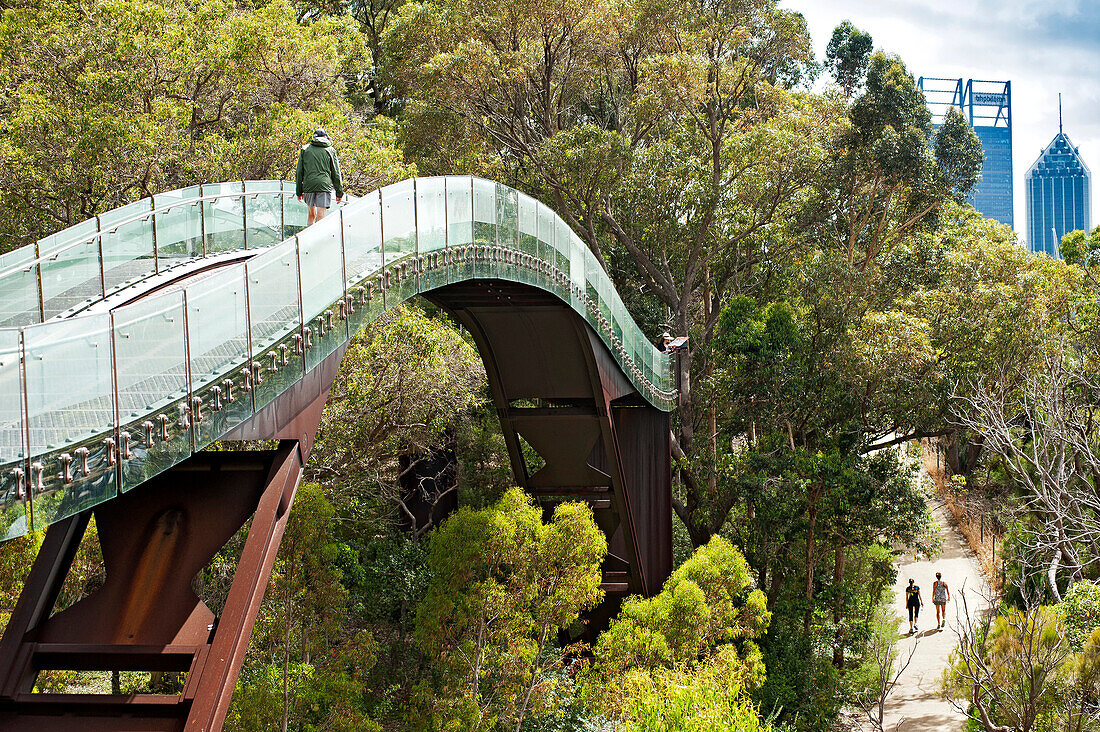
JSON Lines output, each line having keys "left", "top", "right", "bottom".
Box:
{"left": 905, "top": 578, "right": 923, "bottom": 634}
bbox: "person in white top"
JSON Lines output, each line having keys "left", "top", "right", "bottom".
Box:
{"left": 932, "top": 571, "right": 951, "bottom": 629}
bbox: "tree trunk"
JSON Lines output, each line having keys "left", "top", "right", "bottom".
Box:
{"left": 704, "top": 270, "right": 718, "bottom": 498}
{"left": 833, "top": 544, "right": 845, "bottom": 667}
{"left": 804, "top": 503, "right": 818, "bottom": 633}
{"left": 282, "top": 587, "right": 293, "bottom": 732}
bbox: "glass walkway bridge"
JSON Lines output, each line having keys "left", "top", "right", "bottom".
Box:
{"left": 0, "top": 178, "right": 675, "bottom": 731}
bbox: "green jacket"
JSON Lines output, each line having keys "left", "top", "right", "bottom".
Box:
{"left": 295, "top": 138, "right": 344, "bottom": 198}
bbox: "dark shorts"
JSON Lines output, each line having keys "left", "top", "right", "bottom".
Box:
{"left": 907, "top": 603, "right": 920, "bottom": 621}
{"left": 303, "top": 191, "right": 332, "bottom": 208}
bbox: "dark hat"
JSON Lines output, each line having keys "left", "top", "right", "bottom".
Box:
{"left": 313, "top": 128, "right": 328, "bottom": 138}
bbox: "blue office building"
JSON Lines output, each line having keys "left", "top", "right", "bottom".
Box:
{"left": 917, "top": 78, "right": 1014, "bottom": 227}
{"left": 1026, "top": 107, "right": 1092, "bottom": 258}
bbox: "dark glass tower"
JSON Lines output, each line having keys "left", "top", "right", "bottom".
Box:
{"left": 1026, "top": 101, "right": 1092, "bottom": 258}
{"left": 917, "top": 78, "right": 1013, "bottom": 227}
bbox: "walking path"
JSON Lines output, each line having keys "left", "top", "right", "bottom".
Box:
{"left": 880, "top": 498, "right": 989, "bottom": 731}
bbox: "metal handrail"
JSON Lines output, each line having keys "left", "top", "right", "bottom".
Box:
{"left": 0, "top": 176, "right": 675, "bottom": 543}
{"left": 0, "top": 189, "right": 304, "bottom": 282}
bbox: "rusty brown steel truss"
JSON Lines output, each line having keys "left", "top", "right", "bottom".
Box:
{"left": 0, "top": 280, "right": 670, "bottom": 730}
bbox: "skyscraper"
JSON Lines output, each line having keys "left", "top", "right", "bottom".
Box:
{"left": 1026, "top": 98, "right": 1092, "bottom": 258}
{"left": 918, "top": 78, "right": 1014, "bottom": 227}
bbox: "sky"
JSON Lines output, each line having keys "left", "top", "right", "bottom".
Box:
{"left": 784, "top": 0, "right": 1100, "bottom": 239}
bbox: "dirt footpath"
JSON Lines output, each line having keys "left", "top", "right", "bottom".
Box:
{"left": 881, "top": 498, "right": 989, "bottom": 731}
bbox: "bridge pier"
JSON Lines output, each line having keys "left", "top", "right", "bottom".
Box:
{"left": 0, "top": 441, "right": 306, "bottom": 731}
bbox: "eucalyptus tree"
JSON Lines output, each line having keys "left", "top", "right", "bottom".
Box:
{"left": 810, "top": 49, "right": 984, "bottom": 271}
{"left": 0, "top": 0, "right": 407, "bottom": 252}
{"left": 387, "top": 0, "right": 839, "bottom": 543}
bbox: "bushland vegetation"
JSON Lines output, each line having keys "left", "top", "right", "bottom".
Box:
{"left": 5, "top": 0, "right": 1100, "bottom": 728}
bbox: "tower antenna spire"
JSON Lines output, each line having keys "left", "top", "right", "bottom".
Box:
{"left": 1059, "top": 93, "right": 1063, "bottom": 134}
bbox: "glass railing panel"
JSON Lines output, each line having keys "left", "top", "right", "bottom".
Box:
{"left": 113, "top": 291, "right": 191, "bottom": 493}
{"left": 154, "top": 185, "right": 204, "bottom": 269}
{"left": 244, "top": 181, "right": 285, "bottom": 248}
{"left": 343, "top": 192, "right": 385, "bottom": 328}
{"left": 38, "top": 218, "right": 98, "bottom": 257}
{"left": 611, "top": 291, "right": 626, "bottom": 347}
{"left": 472, "top": 178, "right": 496, "bottom": 279}
{"left": 641, "top": 345, "right": 653, "bottom": 390}
{"left": 0, "top": 248, "right": 42, "bottom": 327}
{"left": 246, "top": 243, "right": 303, "bottom": 412}
{"left": 517, "top": 193, "right": 538, "bottom": 244}
{"left": 202, "top": 182, "right": 247, "bottom": 255}
{"left": 97, "top": 198, "right": 151, "bottom": 231}
{"left": 299, "top": 219, "right": 346, "bottom": 371}
{"left": 597, "top": 265, "right": 614, "bottom": 351}
{"left": 446, "top": 177, "right": 474, "bottom": 284}
{"left": 416, "top": 177, "right": 448, "bottom": 291}
{"left": 513, "top": 192, "right": 537, "bottom": 287}
{"left": 381, "top": 179, "right": 418, "bottom": 301}
{"left": 282, "top": 181, "right": 309, "bottom": 235}
{"left": 659, "top": 347, "right": 671, "bottom": 394}
{"left": 186, "top": 264, "right": 254, "bottom": 449}
{"left": 23, "top": 313, "right": 116, "bottom": 527}
{"left": 568, "top": 231, "right": 586, "bottom": 316}
{"left": 583, "top": 246, "right": 604, "bottom": 342}
{"left": 41, "top": 238, "right": 103, "bottom": 320}
{"left": 0, "top": 331, "right": 27, "bottom": 539}
{"left": 536, "top": 202, "right": 556, "bottom": 292}
{"left": 101, "top": 203, "right": 156, "bottom": 295}
{"left": 495, "top": 185, "right": 518, "bottom": 282}
{"left": 496, "top": 184, "right": 517, "bottom": 250}
{"left": 661, "top": 349, "right": 673, "bottom": 394}
{"left": 551, "top": 217, "right": 571, "bottom": 300}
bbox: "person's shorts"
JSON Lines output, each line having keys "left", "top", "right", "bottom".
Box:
{"left": 934, "top": 600, "right": 946, "bottom": 606}
{"left": 303, "top": 191, "right": 332, "bottom": 208}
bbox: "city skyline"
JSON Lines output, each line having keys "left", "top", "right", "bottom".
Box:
{"left": 787, "top": 0, "right": 1100, "bottom": 244}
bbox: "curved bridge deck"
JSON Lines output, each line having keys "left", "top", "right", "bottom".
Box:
{"left": 0, "top": 178, "right": 675, "bottom": 730}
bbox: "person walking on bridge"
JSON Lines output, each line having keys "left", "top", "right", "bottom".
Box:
{"left": 295, "top": 128, "right": 343, "bottom": 225}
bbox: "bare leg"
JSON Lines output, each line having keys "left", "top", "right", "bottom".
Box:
{"left": 315, "top": 206, "right": 327, "bottom": 222}
{"left": 307, "top": 205, "right": 320, "bottom": 225}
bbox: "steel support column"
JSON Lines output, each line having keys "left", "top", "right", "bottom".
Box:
{"left": 0, "top": 440, "right": 308, "bottom": 731}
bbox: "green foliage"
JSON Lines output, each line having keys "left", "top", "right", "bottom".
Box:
{"left": 585, "top": 538, "right": 770, "bottom": 728}
{"left": 1060, "top": 224, "right": 1100, "bottom": 266}
{"left": 310, "top": 303, "right": 485, "bottom": 522}
{"left": 824, "top": 21, "right": 873, "bottom": 96}
{"left": 617, "top": 649, "right": 770, "bottom": 732}
{"left": 933, "top": 107, "right": 984, "bottom": 203}
{"left": 228, "top": 633, "right": 383, "bottom": 732}
{"left": 755, "top": 612, "right": 844, "bottom": 726}
{"left": 1061, "top": 580, "right": 1100, "bottom": 649}
{"left": 944, "top": 605, "right": 1074, "bottom": 731}
{"left": 414, "top": 488, "right": 607, "bottom": 730}
{"left": 0, "top": 0, "right": 411, "bottom": 252}
{"left": 229, "top": 483, "right": 353, "bottom": 729}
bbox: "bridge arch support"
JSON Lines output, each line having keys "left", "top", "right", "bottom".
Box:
{"left": 0, "top": 178, "right": 674, "bottom": 730}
